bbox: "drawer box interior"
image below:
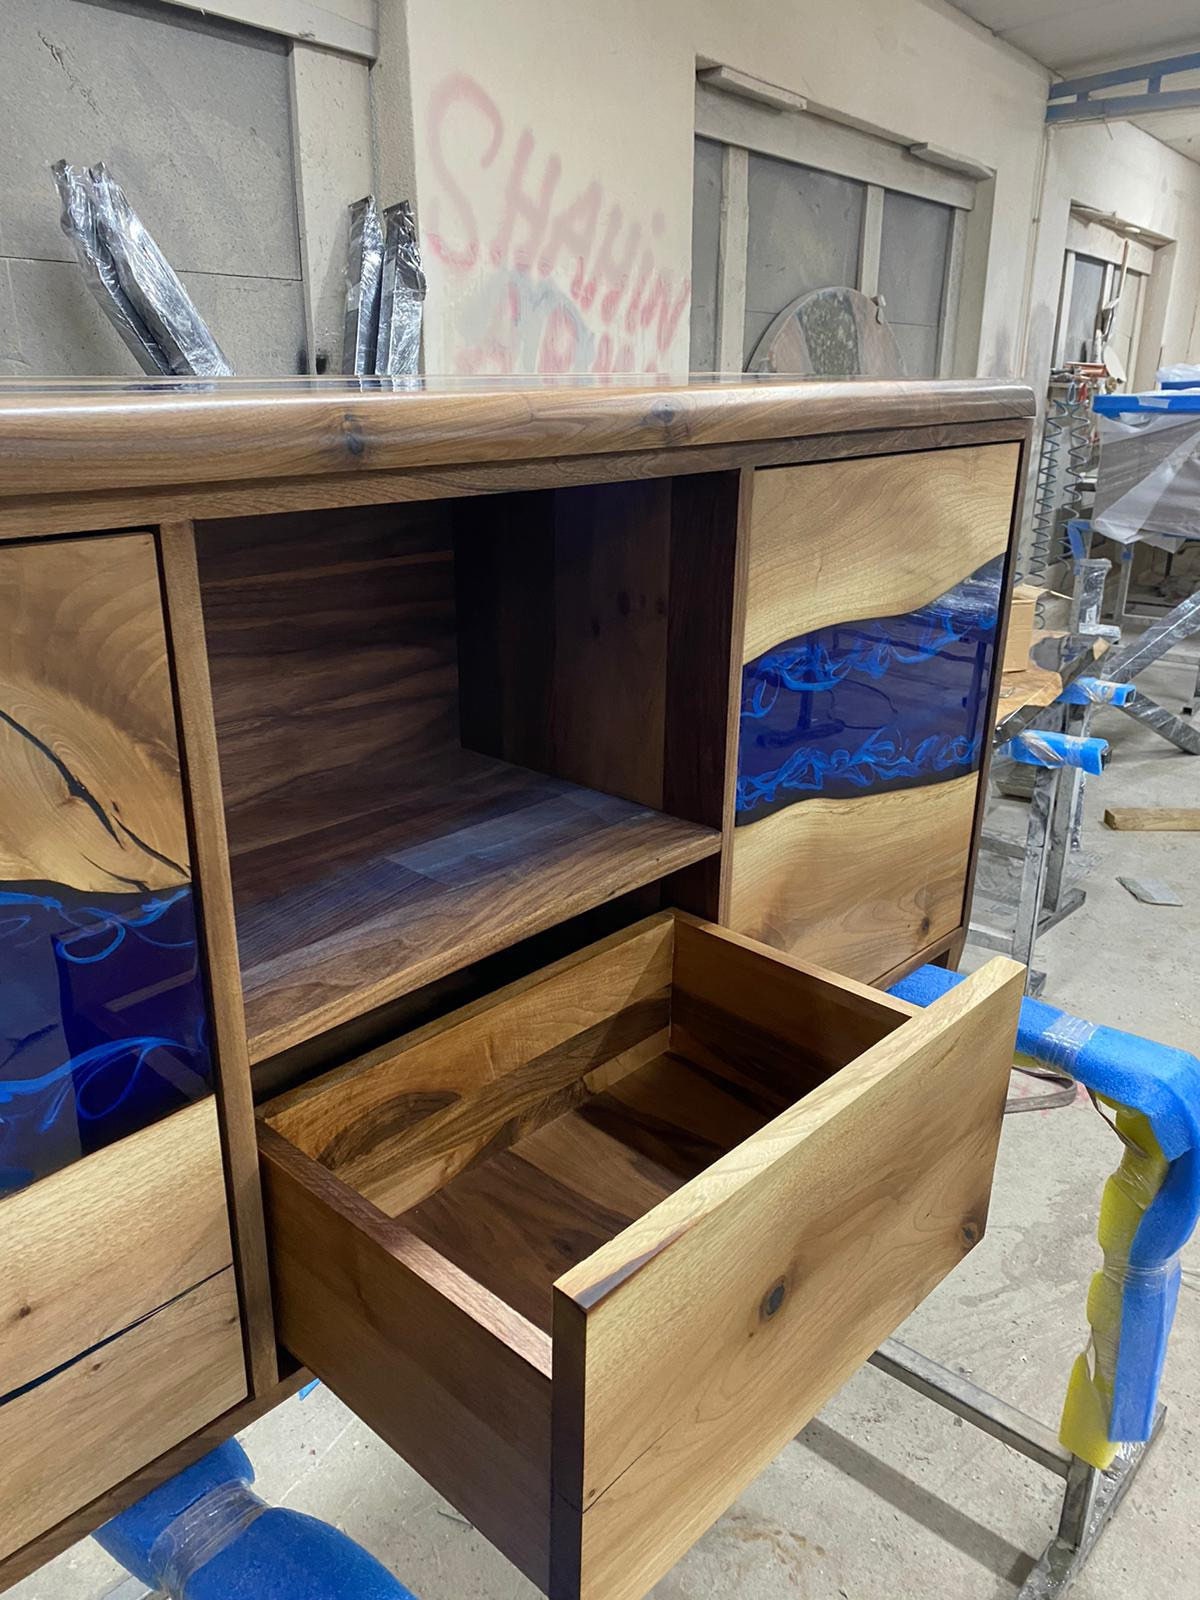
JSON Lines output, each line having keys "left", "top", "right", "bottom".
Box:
{"left": 258, "top": 911, "right": 1022, "bottom": 1600}
{"left": 195, "top": 477, "right": 740, "bottom": 1065}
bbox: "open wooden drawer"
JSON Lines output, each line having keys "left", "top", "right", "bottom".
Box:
{"left": 257, "top": 912, "right": 1023, "bottom": 1600}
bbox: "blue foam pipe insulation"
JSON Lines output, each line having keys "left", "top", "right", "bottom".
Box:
{"left": 889, "top": 964, "right": 1200, "bottom": 1441}
{"left": 94, "top": 1441, "right": 417, "bottom": 1599}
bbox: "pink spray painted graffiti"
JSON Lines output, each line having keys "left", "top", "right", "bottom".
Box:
{"left": 424, "top": 73, "right": 690, "bottom": 376}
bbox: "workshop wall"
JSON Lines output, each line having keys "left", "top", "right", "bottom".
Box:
{"left": 388, "top": 0, "right": 1200, "bottom": 401}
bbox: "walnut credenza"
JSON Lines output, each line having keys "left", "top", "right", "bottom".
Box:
{"left": 0, "top": 376, "right": 1032, "bottom": 1598}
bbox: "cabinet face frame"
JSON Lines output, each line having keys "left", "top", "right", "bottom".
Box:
{"left": 0, "top": 393, "right": 1031, "bottom": 1587}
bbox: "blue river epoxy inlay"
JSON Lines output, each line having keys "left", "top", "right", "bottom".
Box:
{"left": 0, "top": 883, "right": 212, "bottom": 1196}
{"left": 737, "top": 557, "right": 1004, "bottom": 822}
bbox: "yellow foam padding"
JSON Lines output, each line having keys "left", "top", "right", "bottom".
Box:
{"left": 1059, "top": 1097, "right": 1169, "bottom": 1469}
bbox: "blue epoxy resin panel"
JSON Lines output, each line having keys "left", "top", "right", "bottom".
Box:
{"left": 0, "top": 535, "right": 213, "bottom": 1198}
{"left": 0, "top": 884, "right": 212, "bottom": 1195}
{"left": 737, "top": 557, "right": 1004, "bottom": 823}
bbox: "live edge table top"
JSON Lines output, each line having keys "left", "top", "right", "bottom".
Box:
{"left": 0, "top": 375, "right": 1035, "bottom": 501}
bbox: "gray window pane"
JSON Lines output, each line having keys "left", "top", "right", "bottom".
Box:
{"left": 877, "top": 191, "right": 952, "bottom": 377}
{"left": 744, "top": 153, "right": 864, "bottom": 366}
{"left": 690, "top": 137, "right": 723, "bottom": 373}
{"left": 1063, "top": 255, "right": 1108, "bottom": 365}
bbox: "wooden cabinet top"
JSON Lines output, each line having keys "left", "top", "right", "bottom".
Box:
{"left": 0, "top": 376, "right": 1033, "bottom": 498}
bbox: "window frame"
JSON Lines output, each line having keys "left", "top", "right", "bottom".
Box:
{"left": 695, "top": 81, "right": 972, "bottom": 377}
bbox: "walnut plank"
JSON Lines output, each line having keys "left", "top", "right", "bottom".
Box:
{"left": 0, "top": 534, "right": 188, "bottom": 893}
{"left": 236, "top": 754, "right": 717, "bottom": 1062}
{"left": 0, "top": 1369, "right": 310, "bottom": 1593}
{"left": 742, "top": 443, "right": 1019, "bottom": 661}
{"left": 0, "top": 417, "right": 1031, "bottom": 542}
{"left": 0, "top": 1100, "right": 231, "bottom": 1399}
{"left": 263, "top": 914, "right": 675, "bottom": 1209}
{"left": 158, "top": 520, "right": 278, "bottom": 1395}
{"left": 0, "top": 1268, "right": 245, "bottom": 1562}
{"left": 728, "top": 774, "right": 978, "bottom": 983}
{"left": 259, "top": 1126, "right": 554, "bottom": 1590}
{"left": 1104, "top": 807, "right": 1200, "bottom": 832}
{"left": 551, "top": 958, "right": 1024, "bottom": 1600}
{"left": 0, "top": 378, "right": 1035, "bottom": 499}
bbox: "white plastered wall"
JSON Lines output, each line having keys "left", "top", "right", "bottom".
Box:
{"left": 381, "top": 0, "right": 1200, "bottom": 401}
{"left": 1024, "top": 119, "right": 1200, "bottom": 393}
{"left": 392, "top": 0, "right": 1050, "bottom": 379}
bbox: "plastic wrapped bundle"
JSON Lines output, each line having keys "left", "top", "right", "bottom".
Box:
{"left": 1093, "top": 391, "right": 1200, "bottom": 551}
{"left": 342, "top": 195, "right": 384, "bottom": 375}
{"left": 375, "top": 201, "right": 425, "bottom": 378}
{"left": 88, "top": 163, "right": 233, "bottom": 377}
{"left": 52, "top": 160, "right": 170, "bottom": 375}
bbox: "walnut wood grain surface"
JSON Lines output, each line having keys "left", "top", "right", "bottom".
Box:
{"left": 236, "top": 751, "right": 717, "bottom": 1062}
{"left": 0, "top": 1267, "right": 245, "bottom": 1562}
{"left": 0, "top": 1100, "right": 231, "bottom": 1399}
{"left": 551, "top": 956, "right": 1024, "bottom": 1600}
{"left": 198, "top": 501, "right": 460, "bottom": 849}
{"left": 0, "top": 1368, "right": 310, "bottom": 1593}
{"left": 742, "top": 443, "right": 1020, "bottom": 662}
{"left": 728, "top": 773, "right": 978, "bottom": 983}
{"left": 264, "top": 914, "right": 676, "bottom": 1212}
{"left": 259, "top": 1124, "right": 554, "bottom": 1588}
{"left": 0, "top": 535, "right": 188, "bottom": 893}
{"left": 158, "top": 521, "right": 278, "bottom": 1394}
{"left": 0, "top": 378, "right": 1034, "bottom": 498}
{"left": 0, "top": 417, "right": 1032, "bottom": 542}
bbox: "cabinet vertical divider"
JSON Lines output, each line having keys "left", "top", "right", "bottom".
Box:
{"left": 156, "top": 519, "right": 279, "bottom": 1395}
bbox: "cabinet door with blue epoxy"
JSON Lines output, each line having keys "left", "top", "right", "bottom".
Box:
{"left": 729, "top": 444, "right": 1020, "bottom": 983}
{"left": 0, "top": 532, "right": 213, "bottom": 1196}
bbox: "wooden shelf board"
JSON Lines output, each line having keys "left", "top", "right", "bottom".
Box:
{"left": 234, "top": 750, "right": 720, "bottom": 1063}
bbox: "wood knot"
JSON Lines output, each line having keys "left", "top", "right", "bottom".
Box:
{"left": 760, "top": 1278, "right": 788, "bottom": 1322}
{"left": 16, "top": 1303, "right": 32, "bottom": 1320}
{"left": 961, "top": 1219, "right": 981, "bottom": 1249}
{"left": 649, "top": 399, "right": 680, "bottom": 429}
{"left": 341, "top": 411, "right": 367, "bottom": 458}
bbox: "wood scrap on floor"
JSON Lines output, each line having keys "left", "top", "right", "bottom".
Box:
{"left": 1105, "top": 807, "right": 1200, "bottom": 832}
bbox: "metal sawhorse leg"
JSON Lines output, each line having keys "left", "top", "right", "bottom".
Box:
{"left": 870, "top": 1340, "right": 1164, "bottom": 1599}
{"left": 1066, "top": 521, "right": 1200, "bottom": 755}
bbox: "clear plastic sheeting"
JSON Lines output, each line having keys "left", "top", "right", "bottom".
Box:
{"left": 376, "top": 201, "right": 425, "bottom": 378}
{"left": 342, "top": 196, "right": 384, "bottom": 376}
{"left": 1038, "top": 1012, "right": 1098, "bottom": 1074}
{"left": 1157, "top": 363, "right": 1200, "bottom": 389}
{"left": 1093, "top": 397, "right": 1200, "bottom": 551}
{"left": 87, "top": 164, "right": 233, "bottom": 378}
{"left": 52, "top": 161, "right": 170, "bottom": 376}
{"left": 149, "top": 1480, "right": 268, "bottom": 1598}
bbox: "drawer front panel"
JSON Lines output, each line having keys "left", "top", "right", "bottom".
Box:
{"left": 0, "top": 534, "right": 214, "bottom": 1196}
{"left": 0, "top": 1268, "right": 245, "bottom": 1561}
{"left": 552, "top": 948, "right": 1023, "bottom": 1600}
{"left": 1, "top": 1099, "right": 234, "bottom": 1397}
{"left": 731, "top": 445, "right": 1018, "bottom": 980}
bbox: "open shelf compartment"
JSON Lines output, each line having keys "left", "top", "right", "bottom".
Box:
{"left": 195, "top": 476, "right": 740, "bottom": 1063}
{"left": 258, "top": 910, "right": 1022, "bottom": 1600}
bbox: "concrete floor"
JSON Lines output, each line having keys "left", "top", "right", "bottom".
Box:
{"left": 14, "top": 634, "right": 1200, "bottom": 1600}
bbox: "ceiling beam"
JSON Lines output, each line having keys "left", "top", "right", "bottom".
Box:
{"left": 1047, "top": 50, "right": 1200, "bottom": 123}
